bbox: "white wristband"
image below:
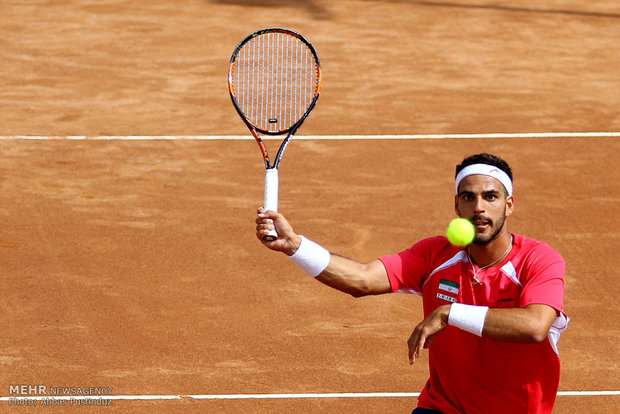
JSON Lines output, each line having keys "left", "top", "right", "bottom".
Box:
{"left": 289, "top": 235, "right": 331, "bottom": 277}
{"left": 448, "top": 303, "right": 489, "bottom": 337}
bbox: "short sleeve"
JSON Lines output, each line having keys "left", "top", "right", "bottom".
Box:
{"left": 519, "top": 243, "right": 566, "bottom": 312}
{"left": 379, "top": 237, "right": 442, "bottom": 294}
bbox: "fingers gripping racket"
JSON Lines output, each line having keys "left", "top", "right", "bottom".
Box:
{"left": 228, "top": 28, "right": 322, "bottom": 241}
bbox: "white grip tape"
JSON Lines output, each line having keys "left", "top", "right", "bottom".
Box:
{"left": 289, "top": 235, "right": 331, "bottom": 277}
{"left": 264, "top": 168, "right": 279, "bottom": 212}
{"left": 448, "top": 303, "right": 489, "bottom": 337}
{"left": 263, "top": 169, "right": 279, "bottom": 240}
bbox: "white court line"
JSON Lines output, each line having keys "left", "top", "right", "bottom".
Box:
{"left": 0, "top": 132, "right": 619, "bottom": 140}
{"left": 1, "top": 391, "right": 618, "bottom": 401}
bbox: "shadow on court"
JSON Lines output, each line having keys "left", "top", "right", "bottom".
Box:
{"left": 358, "top": 0, "right": 620, "bottom": 19}
{"left": 206, "top": 0, "right": 330, "bottom": 19}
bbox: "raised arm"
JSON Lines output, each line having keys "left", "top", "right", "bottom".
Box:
{"left": 256, "top": 208, "right": 392, "bottom": 297}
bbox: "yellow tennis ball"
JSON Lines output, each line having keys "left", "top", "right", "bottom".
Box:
{"left": 446, "top": 218, "right": 475, "bottom": 247}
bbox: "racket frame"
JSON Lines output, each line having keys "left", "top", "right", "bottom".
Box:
{"left": 228, "top": 27, "right": 322, "bottom": 170}
{"left": 228, "top": 28, "right": 322, "bottom": 241}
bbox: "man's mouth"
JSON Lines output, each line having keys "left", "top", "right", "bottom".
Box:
{"left": 471, "top": 217, "right": 491, "bottom": 230}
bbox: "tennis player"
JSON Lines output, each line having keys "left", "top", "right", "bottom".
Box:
{"left": 255, "top": 153, "right": 568, "bottom": 414}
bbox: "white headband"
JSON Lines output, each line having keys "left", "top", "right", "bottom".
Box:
{"left": 455, "top": 164, "right": 513, "bottom": 196}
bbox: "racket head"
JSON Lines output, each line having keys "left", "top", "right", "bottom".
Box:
{"left": 228, "top": 28, "right": 322, "bottom": 136}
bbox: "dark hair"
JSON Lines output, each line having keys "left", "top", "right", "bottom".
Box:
{"left": 455, "top": 153, "right": 513, "bottom": 181}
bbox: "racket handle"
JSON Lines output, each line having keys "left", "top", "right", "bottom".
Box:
{"left": 263, "top": 168, "right": 279, "bottom": 241}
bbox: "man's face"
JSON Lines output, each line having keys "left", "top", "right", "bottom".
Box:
{"left": 455, "top": 174, "right": 514, "bottom": 245}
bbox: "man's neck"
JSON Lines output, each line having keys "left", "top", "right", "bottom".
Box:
{"left": 468, "top": 231, "right": 513, "bottom": 268}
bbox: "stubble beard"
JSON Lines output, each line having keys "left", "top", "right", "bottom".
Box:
{"left": 472, "top": 210, "right": 507, "bottom": 246}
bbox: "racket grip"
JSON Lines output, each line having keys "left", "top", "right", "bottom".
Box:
{"left": 263, "top": 168, "right": 279, "bottom": 241}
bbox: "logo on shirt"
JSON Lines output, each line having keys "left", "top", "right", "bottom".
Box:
{"left": 438, "top": 279, "right": 459, "bottom": 294}
{"left": 437, "top": 280, "right": 459, "bottom": 303}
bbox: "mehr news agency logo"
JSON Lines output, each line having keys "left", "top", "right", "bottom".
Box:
{"left": 7, "top": 384, "right": 113, "bottom": 406}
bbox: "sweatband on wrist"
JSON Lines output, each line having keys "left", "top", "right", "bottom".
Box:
{"left": 288, "top": 235, "right": 331, "bottom": 277}
{"left": 448, "top": 303, "right": 489, "bottom": 337}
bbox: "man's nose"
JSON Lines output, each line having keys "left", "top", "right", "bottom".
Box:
{"left": 473, "top": 196, "right": 485, "bottom": 213}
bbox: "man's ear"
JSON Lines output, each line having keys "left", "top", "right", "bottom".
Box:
{"left": 505, "top": 195, "right": 515, "bottom": 217}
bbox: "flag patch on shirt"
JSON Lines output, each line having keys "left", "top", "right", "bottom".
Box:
{"left": 438, "top": 279, "right": 459, "bottom": 294}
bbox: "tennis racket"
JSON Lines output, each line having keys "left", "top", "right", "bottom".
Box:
{"left": 228, "top": 28, "right": 322, "bottom": 241}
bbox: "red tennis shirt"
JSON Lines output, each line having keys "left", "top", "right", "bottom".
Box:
{"left": 379, "top": 233, "right": 568, "bottom": 414}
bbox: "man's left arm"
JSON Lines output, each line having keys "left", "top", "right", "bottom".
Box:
{"left": 481, "top": 303, "right": 558, "bottom": 342}
{"left": 407, "top": 303, "right": 558, "bottom": 364}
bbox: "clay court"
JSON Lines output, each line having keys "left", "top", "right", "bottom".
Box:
{"left": 1, "top": 1, "right": 619, "bottom": 412}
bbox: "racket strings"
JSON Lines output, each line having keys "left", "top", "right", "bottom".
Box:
{"left": 233, "top": 31, "right": 320, "bottom": 133}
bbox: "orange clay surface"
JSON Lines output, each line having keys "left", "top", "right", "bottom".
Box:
{"left": 1, "top": 1, "right": 619, "bottom": 412}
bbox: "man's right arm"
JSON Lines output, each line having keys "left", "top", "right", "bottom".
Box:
{"left": 316, "top": 254, "right": 392, "bottom": 297}
{"left": 255, "top": 208, "right": 392, "bottom": 297}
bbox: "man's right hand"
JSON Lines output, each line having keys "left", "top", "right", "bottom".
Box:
{"left": 255, "top": 208, "right": 301, "bottom": 256}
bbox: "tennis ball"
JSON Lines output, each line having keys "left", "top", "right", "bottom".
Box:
{"left": 446, "top": 218, "right": 475, "bottom": 247}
